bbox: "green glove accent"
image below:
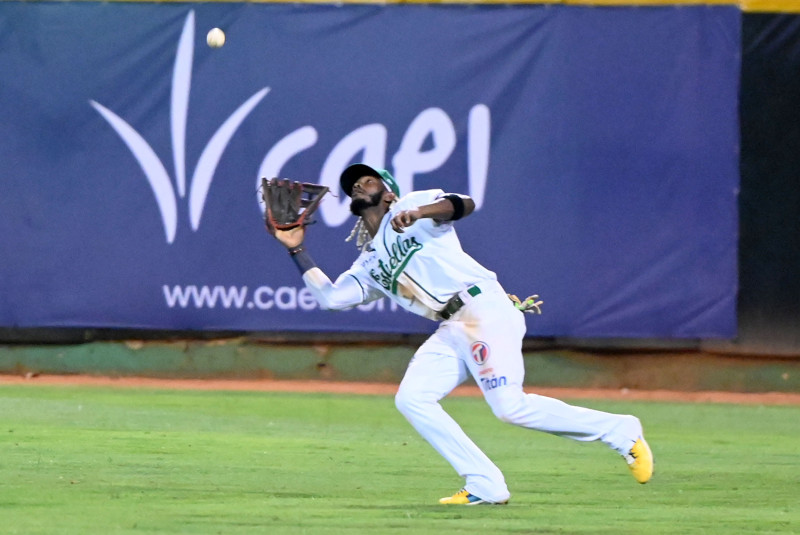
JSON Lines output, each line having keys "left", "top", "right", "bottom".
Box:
{"left": 508, "top": 294, "right": 543, "bottom": 314}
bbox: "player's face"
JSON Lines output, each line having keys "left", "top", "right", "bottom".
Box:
{"left": 351, "top": 175, "right": 383, "bottom": 197}
{"left": 349, "top": 175, "right": 386, "bottom": 215}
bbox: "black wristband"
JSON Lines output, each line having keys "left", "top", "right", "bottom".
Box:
{"left": 288, "top": 245, "right": 317, "bottom": 274}
{"left": 444, "top": 194, "right": 465, "bottom": 221}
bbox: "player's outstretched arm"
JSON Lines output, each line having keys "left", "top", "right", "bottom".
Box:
{"left": 272, "top": 227, "right": 365, "bottom": 310}
{"left": 391, "top": 194, "right": 475, "bottom": 232}
{"left": 272, "top": 227, "right": 316, "bottom": 275}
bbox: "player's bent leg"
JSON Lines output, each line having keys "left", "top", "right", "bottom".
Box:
{"left": 395, "top": 350, "right": 510, "bottom": 504}
{"left": 483, "top": 385, "right": 653, "bottom": 483}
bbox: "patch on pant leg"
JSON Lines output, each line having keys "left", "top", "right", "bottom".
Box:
{"left": 471, "top": 341, "right": 490, "bottom": 365}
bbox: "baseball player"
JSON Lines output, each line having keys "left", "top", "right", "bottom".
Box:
{"left": 269, "top": 163, "right": 654, "bottom": 505}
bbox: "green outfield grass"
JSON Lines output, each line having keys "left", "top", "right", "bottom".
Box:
{"left": 1, "top": 385, "right": 797, "bottom": 534}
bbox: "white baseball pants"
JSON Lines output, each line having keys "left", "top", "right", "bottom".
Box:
{"left": 394, "top": 280, "right": 642, "bottom": 503}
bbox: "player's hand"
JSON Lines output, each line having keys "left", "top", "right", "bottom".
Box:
{"left": 391, "top": 209, "right": 422, "bottom": 233}
{"left": 274, "top": 226, "right": 305, "bottom": 249}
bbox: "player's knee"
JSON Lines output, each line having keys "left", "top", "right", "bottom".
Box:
{"left": 394, "top": 386, "right": 420, "bottom": 417}
{"left": 395, "top": 385, "right": 435, "bottom": 418}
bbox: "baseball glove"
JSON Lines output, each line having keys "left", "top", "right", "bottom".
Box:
{"left": 261, "top": 177, "right": 329, "bottom": 234}
{"left": 508, "top": 293, "right": 543, "bottom": 314}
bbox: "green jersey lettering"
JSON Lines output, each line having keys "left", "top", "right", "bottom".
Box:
{"left": 369, "top": 235, "right": 423, "bottom": 293}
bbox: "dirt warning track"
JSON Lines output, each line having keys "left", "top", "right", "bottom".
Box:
{"left": 1, "top": 374, "right": 799, "bottom": 405}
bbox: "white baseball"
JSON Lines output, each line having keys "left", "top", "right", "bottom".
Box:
{"left": 206, "top": 28, "right": 226, "bottom": 48}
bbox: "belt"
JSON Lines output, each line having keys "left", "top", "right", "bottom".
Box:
{"left": 437, "top": 285, "right": 482, "bottom": 320}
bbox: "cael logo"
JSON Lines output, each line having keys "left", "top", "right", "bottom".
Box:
{"left": 89, "top": 11, "right": 268, "bottom": 243}
{"left": 471, "top": 341, "right": 490, "bottom": 365}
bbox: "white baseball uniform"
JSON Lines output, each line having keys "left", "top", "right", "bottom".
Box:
{"left": 302, "top": 189, "right": 644, "bottom": 503}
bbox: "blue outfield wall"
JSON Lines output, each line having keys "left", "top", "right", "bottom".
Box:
{"left": 0, "top": 2, "right": 740, "bottom": 339}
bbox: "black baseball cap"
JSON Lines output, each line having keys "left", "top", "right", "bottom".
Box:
{"left": 340, "top": 164, "right": 400, "bottom": 197}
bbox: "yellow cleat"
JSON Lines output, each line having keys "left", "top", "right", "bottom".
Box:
{"left": 625, "top": 437, "right": 654, "bottom": 483}
{"left": 439, "top": 488, "right": 508, "bottom": 505}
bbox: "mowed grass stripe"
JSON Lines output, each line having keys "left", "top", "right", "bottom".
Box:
{"left": 1, "top": 386, "right": 798, "bottom": 534}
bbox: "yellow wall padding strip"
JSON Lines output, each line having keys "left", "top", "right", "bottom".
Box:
{"left": 560, "top": 0, "right": 800, "bottom": 11}
{"left": 741, "top": 0, "right": 800, "bottom": 13}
